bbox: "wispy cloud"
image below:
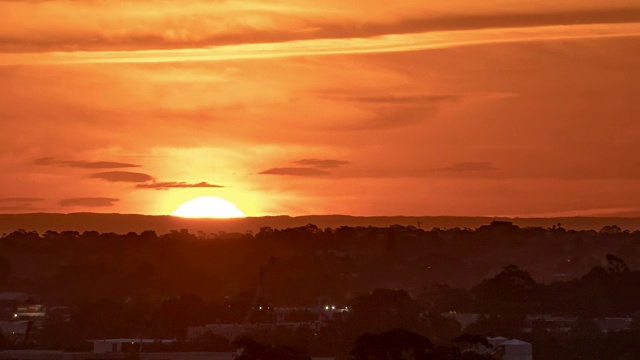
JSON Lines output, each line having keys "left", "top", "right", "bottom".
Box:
{"left": 1, "top": 4, "right": 639, "bottom": 53}
{"left": 342, "top": 94, "right": 461, "bottom": 105}
{"left": 342, "top": 99, "right": 459, "bottom": 130}
{"left": 88, "top": 169, "right": 226, "bottom": 189}
{"left": 293, "top": 158, "right": 349, "bottom": 168}
{"left": 3, "top": 23, "right": 639, "bottom": 65}
{"left": 503, "top": 206, "right": 640, "bottom": 218}
{"left": 0, "top": 197, "right": 44, "bottom": 203}
{"left": 320, "top": 92, "right": 516, "bottom": 130}
{"left": 431, "top": 162, "right": 498, "bottom": 172}
{"left": 136, "top": 181, "right": 225, "bottom": 190}
{"left": 34, "top": 157, "right": 140, "bottom": 169}
{"left": 90, "top": 171, "right": 154, "bottom": 183}
{"left": 0, "top": 206, "right": 40, "bottom": 212}
{"left": 259, "top": 167, "right": 330, "bottom": 176}
{"left": 261, "top": 158, "right": 350, "bottom": 176}
{"left": 59, "top": 197, "right": 119, "bottom": 207}
{"left": 0, "top": 198, "right": 44, "bottom": 212}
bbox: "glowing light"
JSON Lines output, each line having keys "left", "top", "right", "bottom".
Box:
{"left": 171, "top": 196, "right": 245, "bottom": 218}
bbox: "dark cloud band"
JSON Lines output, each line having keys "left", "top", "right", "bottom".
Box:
{"left": 136, "top": 181, "right": 225, "bottom": 190}
{"left": 293, "top": 159, "right": 349, "bottom": 168}
{"left": 34, "top": 157, "right": 140, "bottom": 169}
{"left": 59, "top": 197, "right": 119, "bottom": 207}
{"left": 259, "top": 167, "right": 330, "bottom": 176}
{"left": 0, "top": 197, "right": 44, "bottom": 203}
{"left": 90, "top": 171, "right": 154, "bottom": 183}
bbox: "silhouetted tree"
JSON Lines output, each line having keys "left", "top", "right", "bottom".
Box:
{"left": 153, "top": 294, "right": 207, "bottom": 339}
{"left": 233, "top": 337, "right": 310, "bottom": 360}
{"left": 605, "top": 254, "right": 630, "bottom": 273}
{"left": 347, "top": 289, "right": 425, "bottom": 336}
{"left": 599, "top": 225, "right": 622, "bottom": 234}
{"left": 351, "top": 328, "right": 433, "bottom": 360}
{"left": 188, "top": 331, "right": 232, "bottom": 351}
{"left": 0, "top": 255, "right": 10, "bottom": 286}
{"left": 471, "top": 265, "right": 538, "bottom": 316}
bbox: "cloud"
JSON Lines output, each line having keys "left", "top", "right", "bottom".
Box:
{"left": 0, "top": 198, "right": 44, "bottom": 212}
{"left": 1, "top": 4, "right": 639, "bottom": 54}
{"left": 0, "top": 197, "right": 44, "bottom": 203}
{"left": 136, "top": 181, "right": 225, "bottom": 190}
{"left": 4, "top": 22, "right": 639, "bottom": 66}
{"left": 293, "top": 158, "right": 349, "bottom": 168}
{"left": 32, "top": 157, "right": 56, "bottom": 165}
{"left": 344, "top": 94, "right": 461, "bottom": 105}
{"left": 314, "top": 7, "right": 640, "bottom": 41}
{"left": 62, "top": 160, "right": 140, "bottom": 169}
{"left": 324, "top": 92, "right": 515, "bottom": 130}
{"left": 0, "top": 206, "right": 39, "bottom": 212}
{"left": 34, "top": 157, "right": 140, "bottom": 169}
{"left": 90, "top": 171, "right": 154, "bottom": 183}
{"left": 59, "top": 197, "right": 119, "bottom": 207}
{"left": 343, "top": 100, "right": 449, "bottom": 130}
{"left": 260, "top": 158, "right": 349, "bottom": 177}
{"left": 431, "top": 162, "right": 498, "bottom": 172}
{"left": 259, "top": 167, "right": 330, "bottom": 176}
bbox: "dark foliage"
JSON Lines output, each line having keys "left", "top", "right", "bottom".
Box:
{"left": 351, "top": 328, "right": 433, "bottom": 360}
{"left": 0, "top": 222, "right": 639, "bottom": 359}
{"left": 233, "top": 337, "right": 310, "bottom": 360}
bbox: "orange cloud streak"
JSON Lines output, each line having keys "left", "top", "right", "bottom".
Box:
{"left": 2, "top": 22, "right": 639, "bottom": 66}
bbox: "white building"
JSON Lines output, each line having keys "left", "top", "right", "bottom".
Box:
{"left": 501, "top": 339, "right": 533, "bottom": 360}
{"left": 486, "top": 337, "right": 532, "bottom": 360}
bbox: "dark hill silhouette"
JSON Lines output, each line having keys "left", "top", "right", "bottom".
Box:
{"left": 1, "top": 213, "right": 640, "bottom": 234}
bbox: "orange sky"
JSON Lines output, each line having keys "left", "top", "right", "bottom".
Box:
{"left": 1, "top": 0, "right": 639, "bottom": 217}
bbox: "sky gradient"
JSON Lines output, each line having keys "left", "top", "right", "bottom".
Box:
{"left": 1, "top": 0, "right": 639, "bottom": 217}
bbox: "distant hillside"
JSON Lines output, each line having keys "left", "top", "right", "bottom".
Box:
{"left": 0, "top": 213, "right": 639, "bottom": 234}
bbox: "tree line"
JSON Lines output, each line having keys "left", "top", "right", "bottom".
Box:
{"left": 0, "top": 222, "right": 639, "bottom": 358}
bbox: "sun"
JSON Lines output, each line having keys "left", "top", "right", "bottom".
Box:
{"left": 171, "top": 196, "right": 246, "bottom": 218}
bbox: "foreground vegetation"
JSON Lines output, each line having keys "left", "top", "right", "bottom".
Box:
{"left": 0, "top": 222, "right": 639, "bottom": 359}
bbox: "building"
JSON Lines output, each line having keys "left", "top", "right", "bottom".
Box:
{"left": 522, "top": 315, "right": 576, "bottom": 333}
{"left": 188, "top": 322, "right": 313, "bottom": 340}
{"left": 455, "top": 336, "right": 532, "bottom": 360}
{"left": 0, "top": 321, "right": 31, "bottom": 342}
{"left": 92, "top": 339, "right": 174, "bottom": 354}
{"left": 188, "top": 324, "right": 250, "bottom": 340}
{"left": 595, "top": 317, "right": 632, "bottom": 333}
{"left": 15, "top": 304, "right": 46, "bottom": 319}
{"left": 523, "top": 314, "right": 633, "bottom": 333}
{"left": 189, "top": 306, "right": 348, "bottom": 340}
{"left": 500, "top": 339, "right": 533, "bottom": 360}
{"left": 486, "top": 337, "right": 532, "bottom": 360}
{"left": 0, "top": 293, "right": 32, "bottom": 319}
{"left": 442, "top": 312, "right": 481, "bottom": 330}
{"left": 0, "top": 350, "right": 234, "bottom": 360}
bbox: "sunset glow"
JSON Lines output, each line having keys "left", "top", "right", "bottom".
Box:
{"left": 1, "top": 0, "right": 639, "bottom": 217}
{"left": 171, "top": 197, "right": 246, "bottom": 218}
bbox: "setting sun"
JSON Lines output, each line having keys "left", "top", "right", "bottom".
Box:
{"left": 171, "top": 196, "right": 246, "bottom": 218}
